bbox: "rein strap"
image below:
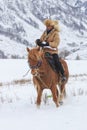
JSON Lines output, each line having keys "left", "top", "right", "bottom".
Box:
{"left": 30, "top": 60, "right": 42, "bottom": 69}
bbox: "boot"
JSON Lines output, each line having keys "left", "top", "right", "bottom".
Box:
{"left": 52, "top": 54, "right": 66, "bottom": 82}
{"left": 61, "top": 74, "right": 67, "bottom": 82}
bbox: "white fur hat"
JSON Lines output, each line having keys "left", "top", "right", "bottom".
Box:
{"left": 43, "top": 19, "right": 60, "bottom": 31}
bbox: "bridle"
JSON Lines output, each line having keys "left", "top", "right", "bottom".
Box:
{"left": 29, "top": 60, "right": 42, "bottom": 69}
{"left": 28, "top": 58, "right": 49, "bottom": 87}
{"left": 28, "top": 53, "right": 51, "bottom": 88}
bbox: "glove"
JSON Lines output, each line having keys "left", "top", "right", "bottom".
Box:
{"left": 42, "top": 42, "right": 49, "bottom": 46}
{"left": 42, "top": 41, "right": 48, "bottom": 44}
{"left": 39, "top": 42, "right": 49, "bottom": 47}
{"left": 36, "top": 39, "right": 41, "bottom": 44}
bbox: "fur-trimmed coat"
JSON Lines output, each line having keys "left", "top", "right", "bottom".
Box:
{"left": 40, "top": 28, "right": 60, "bottom": 54}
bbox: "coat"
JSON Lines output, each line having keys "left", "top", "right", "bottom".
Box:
{"left": 40, "top": 28, "right": 60, "bottom": 54}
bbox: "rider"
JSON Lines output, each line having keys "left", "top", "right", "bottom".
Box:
{"left": 35, "top": 19, "right": 66, "bottom": 82}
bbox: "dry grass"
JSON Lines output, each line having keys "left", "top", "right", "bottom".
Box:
{"left": 13, "top": 79, "right": 31, "bottom": 85}
{"left": 70, "top": 74, "right": 87, "bottom": 78}
{"left": 0, "top": 74, "right": 87, "bottom": 87}
{"left": 0, "top": 79, "right": 31, "bottom": 87}
{"left": 0, "top": 83, "right": 3, "bottom": 87}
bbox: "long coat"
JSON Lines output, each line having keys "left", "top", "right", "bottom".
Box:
{"left": 40, "top": 28, "right": 60, "bottom": 54}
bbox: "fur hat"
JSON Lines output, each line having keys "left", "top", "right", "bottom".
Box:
{"left": 43, "top": 19, "right": 60, "bottom": 32}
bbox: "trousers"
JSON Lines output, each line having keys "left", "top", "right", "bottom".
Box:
{"left": 52, "top": 54, "right": 64, "bottom": 75}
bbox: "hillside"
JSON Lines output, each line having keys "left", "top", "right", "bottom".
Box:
{"left": 0, "top": 0, "right": 87, "bottom": 59}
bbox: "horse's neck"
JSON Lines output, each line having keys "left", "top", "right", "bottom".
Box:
{"left": 40, "top": 56, "right": 49, "bottom": 72}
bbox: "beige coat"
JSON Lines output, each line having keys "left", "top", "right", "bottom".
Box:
{"left": 40, "top": 28, "right": 60, "bottom": 54}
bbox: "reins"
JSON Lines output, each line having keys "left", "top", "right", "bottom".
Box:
{"left": 27, "top": 49, "right": 50, "bottom": 88}
{"left": 28, "top": 58, "right": 49, "bottom": 88}
{"left": 23, "top": 69, "right": 30, "bottom": 77}
{"left": 29, "top": 60, "right": 42, "bottom": 69}
{"left": 34, "top": 73, "right": 49, "bottom": 88}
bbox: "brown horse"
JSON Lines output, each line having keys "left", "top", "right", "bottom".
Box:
{"left": 27, "top": 47, "right": 69, "bottom": 107}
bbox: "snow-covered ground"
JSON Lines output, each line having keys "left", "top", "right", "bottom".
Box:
{"left": 0, "top": 59, "right": 87, "bottom": 130}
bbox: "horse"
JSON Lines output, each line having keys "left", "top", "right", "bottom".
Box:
{"left": 27, "top": 47, "right": 69, "bottom": 107}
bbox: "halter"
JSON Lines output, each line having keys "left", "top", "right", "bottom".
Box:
{"left": 29, "top": 60, "right": 42, "bottom": 69}
{"left": 29, "top": 59, "right": 49, "bottom": 88}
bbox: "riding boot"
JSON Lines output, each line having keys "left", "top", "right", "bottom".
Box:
{"left": 52, "top": 54, "right": 66, "bottom": 82}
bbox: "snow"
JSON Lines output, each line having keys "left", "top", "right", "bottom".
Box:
{"left": 0, "top": 59, "right": 29, "bottom": 82}
{"left": 0, "top": 36, "right": 27, "bottom": 58}
{"left": 0, "top": 59, "right": 87, "bottom": 130}
{"left": 0, "top": 0, "right": 87, "bottom": 60}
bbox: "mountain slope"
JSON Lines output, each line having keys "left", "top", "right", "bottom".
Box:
{"left": 0, "top": 0, "right": 87, "bottom": 59}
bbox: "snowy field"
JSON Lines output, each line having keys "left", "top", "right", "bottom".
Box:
{"left": 0, "top": 59, "right": 87, "bottom": 130}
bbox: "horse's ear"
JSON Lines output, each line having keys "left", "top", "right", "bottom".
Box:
{"left": 26, "top": 47, "right": 30, "bottom": 52}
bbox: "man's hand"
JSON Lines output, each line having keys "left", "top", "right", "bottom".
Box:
{"left": 36, "top": 39, "right": 41, "bottom": 44}
{"left": 36, "top": 39, "right": 49, "bottom": 47}
{"left": 42, "top": 41, "right": 47, "bottom": 44}
{"left": 40, "top": 42, "right": 49, "bottom": 47}
{"left": 43, "top": 42, "right": 49, "bottom": 46}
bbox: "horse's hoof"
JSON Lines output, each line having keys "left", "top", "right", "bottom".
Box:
{"left": 56, "top": 103, "right": 60, "bottom": 107}
{"left": 59, "top": 101, "right": 63, "bottom": 105}
{"left": 36, "top": 104, "right": 40, "bottom": 109}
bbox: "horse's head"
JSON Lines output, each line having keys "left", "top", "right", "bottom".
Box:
{"left": 26, "top": 47, "right": 43, "bottom": 76}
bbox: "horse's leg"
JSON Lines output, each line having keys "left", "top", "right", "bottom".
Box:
{"left": 51, "top": 85, "right": 59, "bottom": 107}
{"left": 36, "top": 86, "right": 42, "bottom": 107}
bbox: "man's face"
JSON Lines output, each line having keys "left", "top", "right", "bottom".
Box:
{"left": 47, "top": 25, "right": 53, "bottom": 30}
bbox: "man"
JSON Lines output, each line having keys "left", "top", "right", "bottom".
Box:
{"left": 36, "top": 19, "right": 66, "bottom": 82}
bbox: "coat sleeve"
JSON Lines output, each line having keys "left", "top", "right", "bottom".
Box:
{"left": 49, "top": 32, "right": 60, "bottom": 48}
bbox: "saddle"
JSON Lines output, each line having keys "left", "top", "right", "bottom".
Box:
{"left": 45, "top": 52, "right": 58, "bottom": 72}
